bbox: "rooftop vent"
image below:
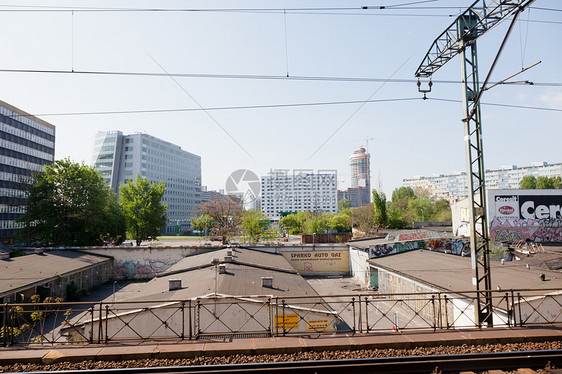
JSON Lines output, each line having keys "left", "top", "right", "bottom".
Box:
{"left": 0, "top": 252, "right": 9, "bottom": 260}
{"left": 227, "top": 250, "right": 233, "bottom": 257}
{"left": 211, "top": 258, "right": 220, "bottom": 266}
{"left": 218, "top": 264, "right": 226, "bottom": 274}
{"left": 34, "top": 248, "right": 44, "bottom": 255}
{"left": 169, "top": 279, "right": 182, "bottom": 291}
{"left": 224, "top": 256, "right": 232, "bottom": 263}
{"left": 262, "top": 277, "right": 273, "bottom": 288}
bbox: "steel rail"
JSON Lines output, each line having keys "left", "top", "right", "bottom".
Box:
{"left": 11, "top": 349, "right": 562, "bottom": 374}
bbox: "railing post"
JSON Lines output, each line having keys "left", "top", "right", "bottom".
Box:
{"left": 89, "top": 306, "right": 94, "bottom": 344}
{"left": 431, "top": 295, "right": 436, "bottom": 332}
{"left": 188, "top": 299, "right": 192, "bottom": 340}
{"left": 365, "top": 298, "right": 370, "bottom": 333}
{"left": 444, "top": 295, "right": 449, "bottom": 329}
{"left": 2, "top": 303, "right": 7, "bottom": 347}
{"left": 98, "top": 302, "right": 102, "bottom": 344}
{"left": 351, "top": 297, "right": 356, "bottom": 334}
{"left": 505, "top": 292, "right": 510, "bottom": 327}
{"left": 267, "top": 297, "right": 272, "bottom": 337}
{"left": 282, "top": 300, "right": 286, "bottom": 336}
{"left": 196, "top": 299, "right": 201, "bottom": 338}
{"left": 358, "top": 295, "right": 362, "bottom": 333}
{"left": 437, "top": 293, "right": 442, "bottom": 329}
{"left": 104, "top": 304, "right": 109, "bottom": 344}
{"left": 180, "top": 301, "right": 185, "bottom": 340}
{"left": 517, "top": 292, "right": 523, "bottom": 327}
{"left": 275, "top": 297, "right": 279, "bottom": 337}
{"left": 510, "top": 290, "right": 516, "bottom": 327}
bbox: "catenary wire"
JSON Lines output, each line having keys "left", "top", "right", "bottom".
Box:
{"left": 0, "top": 68, "right": 560, "bottom": 86}
{"left": 5, "top": 97, "right": 560, "bottom": 119}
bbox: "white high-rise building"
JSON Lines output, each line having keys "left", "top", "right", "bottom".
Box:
{"left": 404, "top": 162, "right": 562, "bottom": 201}
{"left": 260, "top": 169, "right": 337, "bottom": 220}
{"left": 92, "top": 131, "right": 201, "bottom": 234}
{"left": 0, "top": 100, "right": 55, "bottom": 242}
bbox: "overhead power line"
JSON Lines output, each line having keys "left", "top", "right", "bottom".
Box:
{"left": 0, "top": 68, "right": 559, "bottom": 86}
{"left": 7, "top": 97, "right": 559, "bottom": 120}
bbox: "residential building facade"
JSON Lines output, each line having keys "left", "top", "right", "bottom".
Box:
{"left": 92, "top": 131, "right": 201, "bottom": 234}
{"left": 0, "top": 100, "right": 55, "bottom": 242}
{"left": 404, "top": 162, "right": 562, "bottom": 201}
{"left": 261, "top": 169, "right": 337, "bottom": 220}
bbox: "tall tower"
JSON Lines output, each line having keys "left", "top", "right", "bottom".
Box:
{"left": 349, "top": 147, "right": 371, "bottom": 206}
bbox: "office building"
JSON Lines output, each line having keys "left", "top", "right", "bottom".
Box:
{"left": 0, "top": 100, "right": 55, "bottom": 242}
{"left": 404, "top": 162, "right": 562, "bottom": 201}
{"left": 92, "top": 131, "right": 201, "bottom": 234}
{"left": 261, "top": 169, "right": 337, "bottom": 220}
{"left": 338, "top": 147, "right": 371, "bottom": 207}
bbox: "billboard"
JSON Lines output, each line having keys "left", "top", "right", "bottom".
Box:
{"left": 488, "top": 189, "right": 562, "bottom": 242}
{"left": 281, "top": 250, "right": 349, "bottom": 274}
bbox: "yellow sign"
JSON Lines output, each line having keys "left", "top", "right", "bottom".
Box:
{"left": 275, "top": 314, "right": 299, "bottom": 329}
{"left": 306, "top": 319, "right": 330, "bottom": 331}
{"left": 281, "top": 250, "right": 349, "bottom": 274}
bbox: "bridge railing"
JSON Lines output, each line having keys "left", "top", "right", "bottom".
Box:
{"left": 2, "top": 288, "right": 561, "bottom": 346}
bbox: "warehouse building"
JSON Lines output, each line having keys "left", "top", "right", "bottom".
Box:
{"left": 63, "top": 247, "right": 347, "bottom": 341}
{"left": 0, "top": 250, "right": 113, "bottom": 303}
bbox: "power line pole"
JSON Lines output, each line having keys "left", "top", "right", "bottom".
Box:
{"left": 415, "top": 0, "right": 535, "bottom": 327}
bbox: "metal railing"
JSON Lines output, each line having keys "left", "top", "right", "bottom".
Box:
{"left": 2, "top": 288, "right": 561, "bottom": 346}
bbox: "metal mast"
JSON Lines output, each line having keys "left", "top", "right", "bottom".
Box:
{"left": 415, "top": 0, "right": 535, "bottom": 326}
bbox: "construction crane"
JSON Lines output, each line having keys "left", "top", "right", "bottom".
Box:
{"left": 415, "top": 0, "right": 536, "bottom": 327}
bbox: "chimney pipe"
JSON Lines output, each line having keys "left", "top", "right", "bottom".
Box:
{"left": 262, "top": 277, "right": 273, "bottom": 288}
{"left": 169, "top": 279, "right": 182, "bottom": 291}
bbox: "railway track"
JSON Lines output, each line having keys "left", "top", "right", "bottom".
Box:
{"left": 8, "top": 350, "right": 562, "bottom": 374}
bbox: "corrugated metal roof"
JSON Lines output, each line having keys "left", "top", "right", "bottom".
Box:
{"left": 0, "top": 250, "right": 111, "bottom": 297}
{"left": 124, "top": 247, "right": 318, "bottom": 301}
{"left": 368, "top": 250, "right": 562, "bottom": 292}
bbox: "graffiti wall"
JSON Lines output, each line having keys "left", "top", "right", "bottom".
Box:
{"left": 367, "top": 239, "right": 469, "bottom": 259}
{"left": 79, "top": 246, "right": 217, "bottom": 280}
{"left": 488, "top": 189, "right": 562, "bottom": 243}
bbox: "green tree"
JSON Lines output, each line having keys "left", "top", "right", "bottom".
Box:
{"left": 536, "top": 176, "right": 555, "bottom": 189}
{"left": 191, "top": 213, "right": 213, "bottom": 236}
{"left": 328, "top": 211, "right": 352, "bottom": 233}
{"left": 519, "top": 175, "right": 536, "bottom": 189}
{"left": 337, "top": 199, "right": 351, "bottom": 213}
{"left": 241, "top": 210, "right": 271, "bottom": 242}
{"left": 197, "top": 196, "right": 243, "bottom": 244}
{"left": 119, "top": 175, "right": 167, "bottom": 246}
{"left": 408, "top": 198, "right": 434, "bottom": 222}
{"left": 350, "top": 203, "right": 376, "bottom": 234}
{"left": 372, "top": 189, "right": 388, "bottom": 228}
{"left": 303, "top": 213, "right": 330, "bottom": 235}
{"left": 280, "top": 211, "right": 308, "bottom": 235}
{"left": 432, "top": 199, "right": 452, "bottom": 221}
{"left": 20, "top": 159, "right": 126, "bottom": 246}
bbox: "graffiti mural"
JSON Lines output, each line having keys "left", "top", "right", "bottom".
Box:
{"left": 368, "top": 240, "right": 425, "bottom": 258}
{"left": 367, "top": 239, "right": 470, "bottom": 259}
{"left": 425, "top": 239, "right": 469, "bottom": 256}
{"left": 489, "top": 217, "right": 562, "bottom": 243}
{"left": 488, "top": 190, "right": 562, "bottom": 243}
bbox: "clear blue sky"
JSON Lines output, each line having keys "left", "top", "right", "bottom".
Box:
{"left": 0, "top": 0, "right": 560, "bottom": 197}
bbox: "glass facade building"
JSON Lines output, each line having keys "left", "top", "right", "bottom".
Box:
{"left": 0, "top": 100, "right": 55, "bottom": 242}
{"left": 92, "top": 131, "right": 201, "bottom": 234}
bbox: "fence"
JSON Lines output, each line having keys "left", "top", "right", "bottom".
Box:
{"left": 2, "top": 288, "right": 561, "bottom": 346}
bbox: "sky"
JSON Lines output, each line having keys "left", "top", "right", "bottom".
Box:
{"left": 0, "top": 0, "right": 560, "bottom": 197}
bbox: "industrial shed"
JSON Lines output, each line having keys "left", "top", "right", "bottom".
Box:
{"left": 0, "top": 250, "right": 113, "bottom": 303}
{"left": 63, "top": 247, "right": 346, "bottom": 341}
{"left": 368, "top": 249, "right": 562, "bottom": 327}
